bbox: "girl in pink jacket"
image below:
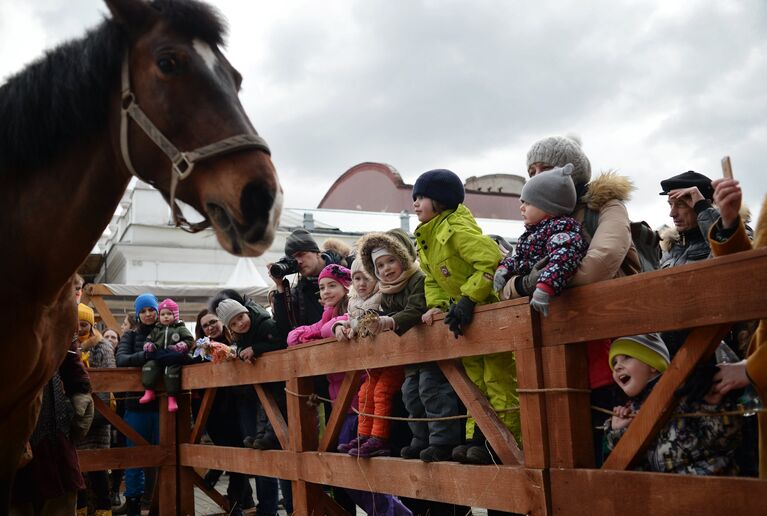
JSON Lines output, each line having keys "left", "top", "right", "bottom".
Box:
{"left": 287, "top": 264, "right": 353, "bottom": 402}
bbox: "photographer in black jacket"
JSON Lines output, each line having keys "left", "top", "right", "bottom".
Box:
{"left": 270, "top": 229, "right": 342, "bottom": 336}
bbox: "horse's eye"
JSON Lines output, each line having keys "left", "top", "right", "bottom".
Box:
{"left": 157, "top": 57, "right": 176, "bottom": 74}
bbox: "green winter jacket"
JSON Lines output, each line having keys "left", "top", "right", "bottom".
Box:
{"left": 147, "top": 321, "right": 194, "bottom": 349}
{"left": 414, "top": 204, "right": 502, "bottom": 308}
{"left": 380, "top": 270, "right": 428, "bottom": 336}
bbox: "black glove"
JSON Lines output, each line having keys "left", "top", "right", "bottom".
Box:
{"left": 444, "top": 296, "right": 476, "bottom": 338}
{"left": 514, "top": 257, "right": 550, "bottom": 296}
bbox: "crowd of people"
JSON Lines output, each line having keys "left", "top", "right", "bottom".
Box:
{"left": 11, "top": 135, "right": 765, "bottom": 516}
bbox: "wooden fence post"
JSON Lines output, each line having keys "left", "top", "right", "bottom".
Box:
{"left": 286, "top": 376, "right": 325, "bottom": 514}
{"left": 158, "top": 395, "right": 178, "bottom": 514}
{"left": 177, "top": 392, "right": 195, "bottom": 515}
{"left": 543, "top": 342, "right": 593, "bottom": 468}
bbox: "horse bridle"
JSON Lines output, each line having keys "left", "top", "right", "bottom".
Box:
{"left": 119, "top": 53, "right": 271, "bottom": 233}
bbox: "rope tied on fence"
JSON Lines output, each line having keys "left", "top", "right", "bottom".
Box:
{"left": 591, "top": 404, "right": 767, "bottom": 419}
{"left": 517, "top": 387, "right": 592, "bottom": 394}
{"left": 284, "top": 387, "right": 520, "bottom": 422}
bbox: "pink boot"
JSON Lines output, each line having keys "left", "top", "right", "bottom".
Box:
{"left": 167, "top": 395, "right": 178, "bottom": 413}
{"left": 139, "top": 389, "right": 155, "bottom": 404}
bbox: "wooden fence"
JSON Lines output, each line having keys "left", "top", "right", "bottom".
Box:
{"left": 80, "top": 247, "right": 767, "bottom": 515}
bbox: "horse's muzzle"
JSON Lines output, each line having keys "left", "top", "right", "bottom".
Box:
{"left": 206, "top": 180, "right": 281, "bottom": 256}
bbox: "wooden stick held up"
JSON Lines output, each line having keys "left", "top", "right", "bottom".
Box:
{"left": 721, "top": 156, "right": 734, "bottom": 179}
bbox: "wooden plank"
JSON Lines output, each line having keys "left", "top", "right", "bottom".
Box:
{"left": 182, "top": 298, "right": 533, "bottom": 390}
{"left": 158, "top": 394, "right": 177, "bottom": 514}
{"left": 180, "top": 252, "right": 767, "bottom": 391}
{"left": 550, "top": 468, "right": 767, "bottom": 516}
{"left": 540, "top": 247, "right": 767, "bottom": 346}
{"left": 516, "top": 312, "right": 550, "bottom": 469}
{"left": 77, "top": 445, "right": 170, "bottom": 472}
{"left": 189, "top": 469, "right": 230, "bottom": 513}
{"left": 298, "top": 453, "right": 547, "bottom": 515}
{"left": 542, "top": 342, "right": 594, "bottom": 468}
{"left": 85, "top": 284, "right": 116, "bottom": 296}
{"left": 91, "top": 394, "right": 149, "bottom": 446}
{"left": 189, "top": 388, "right": 217, "bottom": 444}
{"left": 286, "top": 376, "right": 324, "bottom": 513}
{"left": 179, "top": 444, "right": 298, "bottom": 480}
{"left": 318, "top": 370, "right": 361, "bottom": 453}
{"left": 439, "top": 359, "right": 523, "bottom": 465}
{"left": 177, "top": 393, "right": 195, "bottom": 515}
{"left": 89, "top": 368, "right": 145, "bottom": 393}
{"left": 90, "top": 295, "right": 121, "bottom": 332}
{"left": 602, "top": 324, "right": 730, "bottom": 470}
{"left": 254, "top": 384, "right": 290, "bottom": 450}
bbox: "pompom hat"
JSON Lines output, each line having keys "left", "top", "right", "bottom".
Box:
{"left": 158, "top": 298, "right": 180, "bottom": 322}
{"left": 527, "top": 136, "right": 591, "bottom": 186}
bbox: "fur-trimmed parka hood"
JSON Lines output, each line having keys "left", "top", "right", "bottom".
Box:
{"left": 321, "top": 238, "right": 351, "bottom": 266}
{"left": 80, "top": 329, "right": 116, "bottom": 369}
{"left": 80, "top": 328, "right": 105, "bottom": 352}
{"left": 581, "top": 171, "right": 635, "bottom": 211}
{"left": 358, "top": 230, "right": 416, "bottom": 280}
{"left": 755, "top": 196, "right": 767, "bottom": 250}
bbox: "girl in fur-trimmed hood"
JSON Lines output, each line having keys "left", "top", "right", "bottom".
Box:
{"left": 336, "top": 229, "right": 426, "bottom": 459}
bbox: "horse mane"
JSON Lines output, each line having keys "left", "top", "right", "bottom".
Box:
{"left": 0, "top": 0, "right": 227, "bottom": 173}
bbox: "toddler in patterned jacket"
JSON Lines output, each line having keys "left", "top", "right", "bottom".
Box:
{"left": 493, "top": 163, "right": 588, "bottom": 315}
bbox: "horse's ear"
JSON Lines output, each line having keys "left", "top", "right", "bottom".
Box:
{"left": 104, "top": 0, "right": 157, "bottom": 33}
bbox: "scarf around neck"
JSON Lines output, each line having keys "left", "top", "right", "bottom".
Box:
{"left": 378, "top": 263, "right": 419, "bottom": 295}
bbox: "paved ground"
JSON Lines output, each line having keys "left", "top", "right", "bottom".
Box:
{"left": 194, "top": 473, "right": 489, "bottom": 515}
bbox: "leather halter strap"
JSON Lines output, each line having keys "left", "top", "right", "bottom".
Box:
{"left": 119, "top": 53, "right": 271, "bottom": 233}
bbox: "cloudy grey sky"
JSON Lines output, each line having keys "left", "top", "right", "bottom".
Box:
{"left": 2, "top": 0, "right": 765, "bottom": 230}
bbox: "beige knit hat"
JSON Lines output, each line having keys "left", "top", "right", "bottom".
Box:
{"left": 527, "top": 136, "right": 591, "bottom": 186}
{"left": 216, "top": 299, "right": 248, "bottom": 328}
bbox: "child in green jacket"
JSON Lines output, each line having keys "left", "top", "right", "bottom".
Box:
{"left": 414, "top": 169, "right": 520, "bottom": 464}
{"left": 140, "top": 298, "right": 194, "bottom": 412}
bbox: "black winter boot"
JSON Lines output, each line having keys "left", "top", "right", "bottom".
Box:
{"left": 419, "top": 444, "right": 453, "bottom": 462}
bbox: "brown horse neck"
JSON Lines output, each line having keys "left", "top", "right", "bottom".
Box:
{"left": 5, "top": 130, "right": 129, "bottom": 300}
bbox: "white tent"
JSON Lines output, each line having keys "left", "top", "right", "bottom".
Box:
{"left": 226, "top": 257, "right": 269, "bottom": 288}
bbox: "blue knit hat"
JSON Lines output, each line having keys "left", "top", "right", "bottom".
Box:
{"left": 135, "top": 293, "right": 159, "bottom": 318}
{"left": 412, "top": 169, "right": 465, "bottom": 210}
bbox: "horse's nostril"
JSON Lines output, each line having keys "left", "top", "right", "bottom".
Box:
{"left": 206, "top": 203, "right": 232, "bottom": 232}
{"left": 240, "top": 182, "right": 274, "bottom": 241}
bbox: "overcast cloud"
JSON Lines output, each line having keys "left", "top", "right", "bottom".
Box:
{"left": 1, "top": 0, "right": 765, "bottom": 230}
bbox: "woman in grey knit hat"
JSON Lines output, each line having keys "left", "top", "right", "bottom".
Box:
{"left": 501, "top": 135, "right": 640, "bottom": 299}
{"left": 506, "top": 135, "right": 642, "bottom": 467}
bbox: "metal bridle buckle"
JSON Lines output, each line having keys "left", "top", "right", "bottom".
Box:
{"left": 121, "top": 92, "right": 135, "bottom": 111}
{"left": 172, "top": 153, "right": 194, "bottom": 179}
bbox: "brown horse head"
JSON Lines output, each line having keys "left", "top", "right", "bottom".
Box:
{"left": 0, "top": 1, "right": 283, "bottom": 507}
{"left": 107, "top": 0, "right": 282, "bottom": 256}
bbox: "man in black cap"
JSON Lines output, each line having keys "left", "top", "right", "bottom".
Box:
{"left": 269, "top": 228, "right": 340, "bottom": 334}
{"left": 659, "top": 170, "right": 720, "bottom": 268}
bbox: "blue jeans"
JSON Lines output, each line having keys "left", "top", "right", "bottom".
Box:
{"left": 123, "top": 410, "right": 159, "bottom": 498}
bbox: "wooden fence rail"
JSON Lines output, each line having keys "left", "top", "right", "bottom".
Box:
{"left": 80, "top": 248, "right": 767, "bottom": 515}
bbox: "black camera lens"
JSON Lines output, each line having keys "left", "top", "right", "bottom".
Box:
{"left": 269, "top": 257, "right": 298, "bottom": 278}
